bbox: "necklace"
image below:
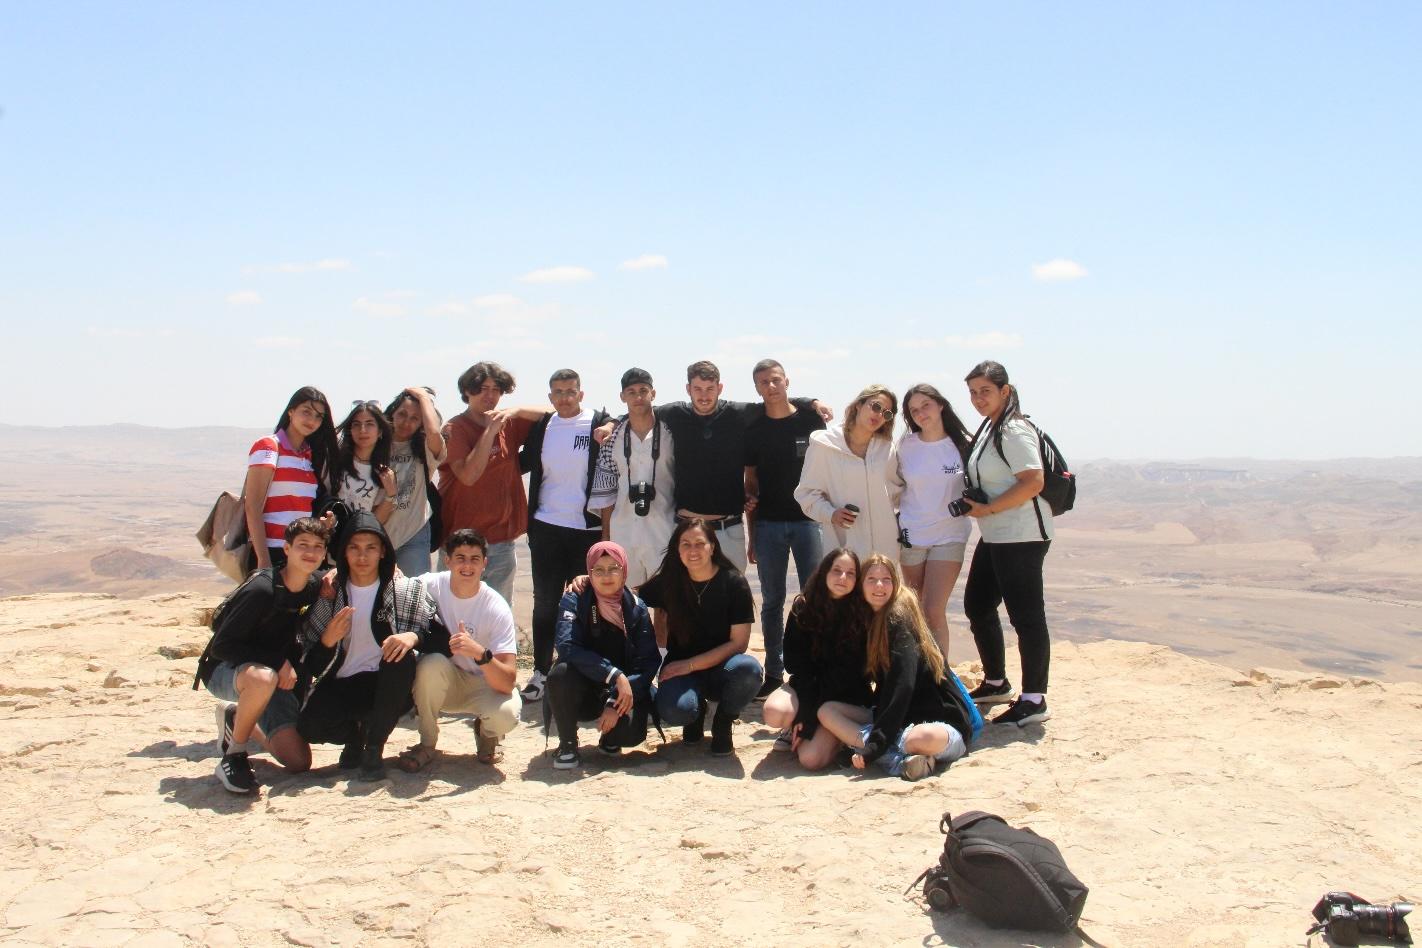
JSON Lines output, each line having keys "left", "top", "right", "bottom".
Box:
{"left": 691, "top": 578, "right": 712, "bottom": 605}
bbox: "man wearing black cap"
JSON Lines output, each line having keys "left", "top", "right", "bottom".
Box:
{"left": 588, "top": 368, "right": 677, "bottom": 587}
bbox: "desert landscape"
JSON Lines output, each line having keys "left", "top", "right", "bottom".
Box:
{"left": 1, "top": 424, "right": 1419, "bottom": 946}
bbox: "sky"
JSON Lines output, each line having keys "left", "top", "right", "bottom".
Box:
{"left": 2, "top": 2, "right": 1418, "bottom": 458}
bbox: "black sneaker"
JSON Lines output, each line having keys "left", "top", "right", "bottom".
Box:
{"left": 995, "top": 697, "right": 1050, "bottom": 728}
{"left": 710, "top": 712, "right": 735, "bottom": 757}
{"left": 338, "top": 740, "right": 363, "bottom": 770}
{"left": 356, "top": 746, "right": 388, "bottom": 782}
{"left": 215, "top": 751, "right": 256, "bottom": 794}
{"left": 215, "top": 702, "right": 236, "bottom": 756}
{"left": 553, "top": 743, "right": 581, "bottom": 770}
{"left": 683, "top": 700, "right": 707, "bottom": 745}
{"left": 596, "top": 737, "right": 622, "bottom": 757}
{"left": 753, "top": 677, "right": 782, "bottom": 701}
{"left": 969, "top": 679, "right": 1015, "bottom": 706}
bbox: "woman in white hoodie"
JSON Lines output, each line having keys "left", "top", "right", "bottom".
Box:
{"left": 794, "top": 385, "right": 904, "bottom": 562}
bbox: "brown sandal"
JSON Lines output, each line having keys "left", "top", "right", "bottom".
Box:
{"left": 396, "top": 744, "right": 437, "bottom": 773}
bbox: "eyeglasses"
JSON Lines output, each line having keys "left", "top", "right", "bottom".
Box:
{"left": 590, "top": 566, "right": 624, "bottom": 578}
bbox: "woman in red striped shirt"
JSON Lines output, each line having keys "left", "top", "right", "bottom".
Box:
{"left": 244, "top": 387, "right": 340, "bottom": 570}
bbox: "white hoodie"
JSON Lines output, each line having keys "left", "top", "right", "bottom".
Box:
{"left": 794, "top": 426, "right": 904, "bottom": 562}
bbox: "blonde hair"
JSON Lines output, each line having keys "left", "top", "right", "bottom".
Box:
{"left": 843, "top": 384, "right": 897, "bottom": 442}
{"left": 861, "top": 553, "right": 945, "bottom": 681}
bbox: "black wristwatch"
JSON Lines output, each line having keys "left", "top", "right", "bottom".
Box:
{"left": 474, "top": 649, "right": 494, "bottom": 666}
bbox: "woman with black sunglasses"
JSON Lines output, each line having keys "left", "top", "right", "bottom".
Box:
{"left": 794, "top": 384, "right": 904, "bottom": 562}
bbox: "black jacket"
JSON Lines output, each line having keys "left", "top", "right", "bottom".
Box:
{"left": 783, "top": 607, "right": 872, "bottom": 740}
{"left": 554, "top": 586, "right": 661, "bottom": 704}
{"left": 196, "top": 568, "right": 318, "bottom": 686}
{"left": 520, "top": 408, "right": 612, "bottom": 530}
{"left": 861, "top": 614, "right": 978, "bottom": 765}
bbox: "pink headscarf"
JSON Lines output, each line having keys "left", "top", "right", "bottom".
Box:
{"left": 586, "top": 541, "right": 629, "bottom": 631}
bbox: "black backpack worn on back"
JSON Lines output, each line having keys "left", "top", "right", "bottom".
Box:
{"left": 971, "top": 415, "right": 1077, "bottom": 519}
{"left": 912, "top": 811, "right": 1090, "bottom": 936}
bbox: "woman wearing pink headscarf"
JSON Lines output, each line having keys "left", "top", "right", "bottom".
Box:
{"left": 546, "top": 541, "right": 663, "bottom": 771}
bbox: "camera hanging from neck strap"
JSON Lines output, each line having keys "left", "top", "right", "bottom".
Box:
{"left": 624, "top": 419, "right": 661, "bottom": 491}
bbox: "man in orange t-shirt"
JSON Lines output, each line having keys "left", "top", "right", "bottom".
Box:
{"left": 437, "top": 362, "right": 546, "bottom": 610}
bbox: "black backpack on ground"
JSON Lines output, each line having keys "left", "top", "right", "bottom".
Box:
{"left": 913, "top": 811, "right": 1090, "bottom": 935}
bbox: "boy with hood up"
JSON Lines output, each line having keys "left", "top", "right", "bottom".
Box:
{"left": 298, "top": 510, "right": 437, "bottom": 780}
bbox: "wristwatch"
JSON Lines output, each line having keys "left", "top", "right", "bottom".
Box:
{"left": 474, "top": 649, "right": 494, "bottom": 666}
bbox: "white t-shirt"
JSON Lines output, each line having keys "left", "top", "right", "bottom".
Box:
{"left": 897, "top": 433, "right": 971, "bottom": 547}
{"left": 339, "top": 460, "right": 386, "bottom": 513}
{"left": 967, "top": 418, "right": 1053, "bottom": 543}
{"left": 419, "top": 572, "right": 518, "bottom": 677}
{"left": 338, "top": 581, "right": 383, "bottom": 677}
{"left": 385, "top": 439, "right": 443, "bottom": 550}
{"left": 534, "top": 409, "right": 597, "bottom": 530}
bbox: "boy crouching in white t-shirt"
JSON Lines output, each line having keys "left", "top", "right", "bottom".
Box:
{"left": 398, "top": 528, "right": 522, "bottom": 771}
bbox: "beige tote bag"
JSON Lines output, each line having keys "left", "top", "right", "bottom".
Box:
{"left": 196, "top": 491, "right": 253, "bottom": 583}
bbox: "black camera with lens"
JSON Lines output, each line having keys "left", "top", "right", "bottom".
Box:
{"left": 1309, "top": 891, "right": 1412, "bottom": 946}
{"left": 947, "top": 487, "right": 989, "bottom": 518}
{"left": 628, "top": 481, "right": 656, "bottom": 517}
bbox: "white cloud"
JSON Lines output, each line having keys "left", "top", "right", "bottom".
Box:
{"left": 86, "top": 326, "right": 144, "bottom": 339}
{"left": 225, "top": 290, "right": 262, "bottom": 306}
{"left": 473, "top": 293, "right": 523, "bottom": 309}
{"left": 517, "top": 265, "right": 594, "bottom": 284}
{"left": 427, "top": 301, "right": 470, "bottom": 317}
{"left": 618, "top": 254, "right": 668, "bottom": 272}
{"left": 244, "top": 258, "right": 354, "bottom": 275}
{"left": 1031, "top": 258, "right": 1088, "bottom": 282}
{"left": 354, "top": 296, "right": 408, "bottom": 318}
{"left": 944, "top": 331, "right": 1024, "bottom": 349}
{"left": 254, "top": 336, "right": 303, "bottom": 350}
{"left": 783, "top": 346, "right": 852, "bottom": 363}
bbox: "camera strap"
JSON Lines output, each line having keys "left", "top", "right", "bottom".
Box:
{"left": 623, "top": 418, "right": 660, "bottom": 489}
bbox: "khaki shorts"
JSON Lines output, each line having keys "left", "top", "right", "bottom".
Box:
{"left": 900, "top": 541, "right": 967, "bottom": 567}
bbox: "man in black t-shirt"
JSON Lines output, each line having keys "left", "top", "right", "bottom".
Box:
{"left": 743, "top": 359, "right": 826, "bottom": 696}
{"left": 652, "top": 360, "right": 829, "bottom": 573}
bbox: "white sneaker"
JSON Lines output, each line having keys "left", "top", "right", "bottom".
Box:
{"left": 771, "top": 729, "right": 793, "bottom": 753}
{"left": 519, "top": 671, "right": 546, "bottom": 702}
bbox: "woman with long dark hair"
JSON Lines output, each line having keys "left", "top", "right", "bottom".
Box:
{"left": 896, "top": 382, "right": 974, "bottom": 657}
{"left": 244, "top": 386, "right": 339, "bottom": 570}
{"left": 794, "top": 384, "right": 904, "bottom": 561}
{"left": 383, "top": 386, "right": 447, "bottom": 577}
{"left": 960, "top": 360, "right": 1054, "bottom": 727}
{"left": 761, "top": 548, "right": 873, "bottom": 770}
{"left": 638, "top": 518, "right": 763, "bottom": 757}
{"left": 335, "top": 401, "right": 397, "bottom": 523}
{"left": 817, "top": 554, "right": 981, "bottom": 781}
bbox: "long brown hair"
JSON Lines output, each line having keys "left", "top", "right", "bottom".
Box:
{"left": 861, "top": 553, "right": 945, "bottom": 682}
{"left": 645, "top": 518, "right": 738, "bottom": 651}
{"left": 790, "top": 548, "right": 871, "bottom": 663}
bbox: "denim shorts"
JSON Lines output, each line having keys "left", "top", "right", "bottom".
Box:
{"left": 205, "top": 661, "right": 300, "bottom": 736}
{"left": 900, "top": 541, "right": 968, "bottom": 567}
{"left": 859, "top": 720, "right": 967, "bottom": 776}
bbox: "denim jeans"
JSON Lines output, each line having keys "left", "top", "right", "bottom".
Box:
{"left": 205, "top": 661, "right": 299, "bottom": 736}
{"left": 858, "top": 721, "right": 967, "bottom": 777}
{"left": 753, "top": 519, "right": 824, "bottom": 680}
{"left": 394, "top": 521, "right": 432, "bottom": 579}
{"left": 655, "top": 653, "right": 764, "bottom": 724}
{"left": 481, "top": 540, "right": 518, "bottom": 610}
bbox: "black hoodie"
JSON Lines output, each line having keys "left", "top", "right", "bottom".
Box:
{"left": 298, "top": 511, "right": 436, "bottom": 689}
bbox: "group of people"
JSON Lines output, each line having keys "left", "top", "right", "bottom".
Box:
{"left": 198, "top": 356, "right": 1057, "bottom": 793}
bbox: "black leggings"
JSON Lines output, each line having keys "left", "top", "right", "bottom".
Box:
{"left": 298, "top": 654, "right": 416, "bottom": 753}
{"left": 546, "top": 662, "right": 650, "bottom": 747}
{"left": 963, "top": 540, "right": 1051, "bottom": 694}
{"left": 528, "top": 519, "right": 600, "bottom": 674}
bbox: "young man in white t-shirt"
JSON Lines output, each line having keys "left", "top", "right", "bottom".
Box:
{"left": 399, "top": 529, "right": 522, "bottom": 771}
{"left": 518, "top": 369, "right": 610, "bottom": 702}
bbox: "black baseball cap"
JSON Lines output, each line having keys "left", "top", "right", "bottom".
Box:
{"left": 621, "top": 367, "right": 654, "bottom": 390}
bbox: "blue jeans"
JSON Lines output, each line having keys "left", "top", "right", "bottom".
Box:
{"left": 858, "top": 721, "right": 967, "bottom": 777}
{"left": 656, "top": 653, "right": 764, "bottom": 724}
{"left": 753, "top": 519, "right": 824, "bottom": 680}
{"left": 394, "top": 521, "right": 432, "bottom": 579}
{"left": 481, "top": 540, "right": 517, "bottom": 609}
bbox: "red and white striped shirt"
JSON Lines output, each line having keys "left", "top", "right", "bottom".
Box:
{"left": 248, "top": 430, "right": 319, "bottom": 548}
